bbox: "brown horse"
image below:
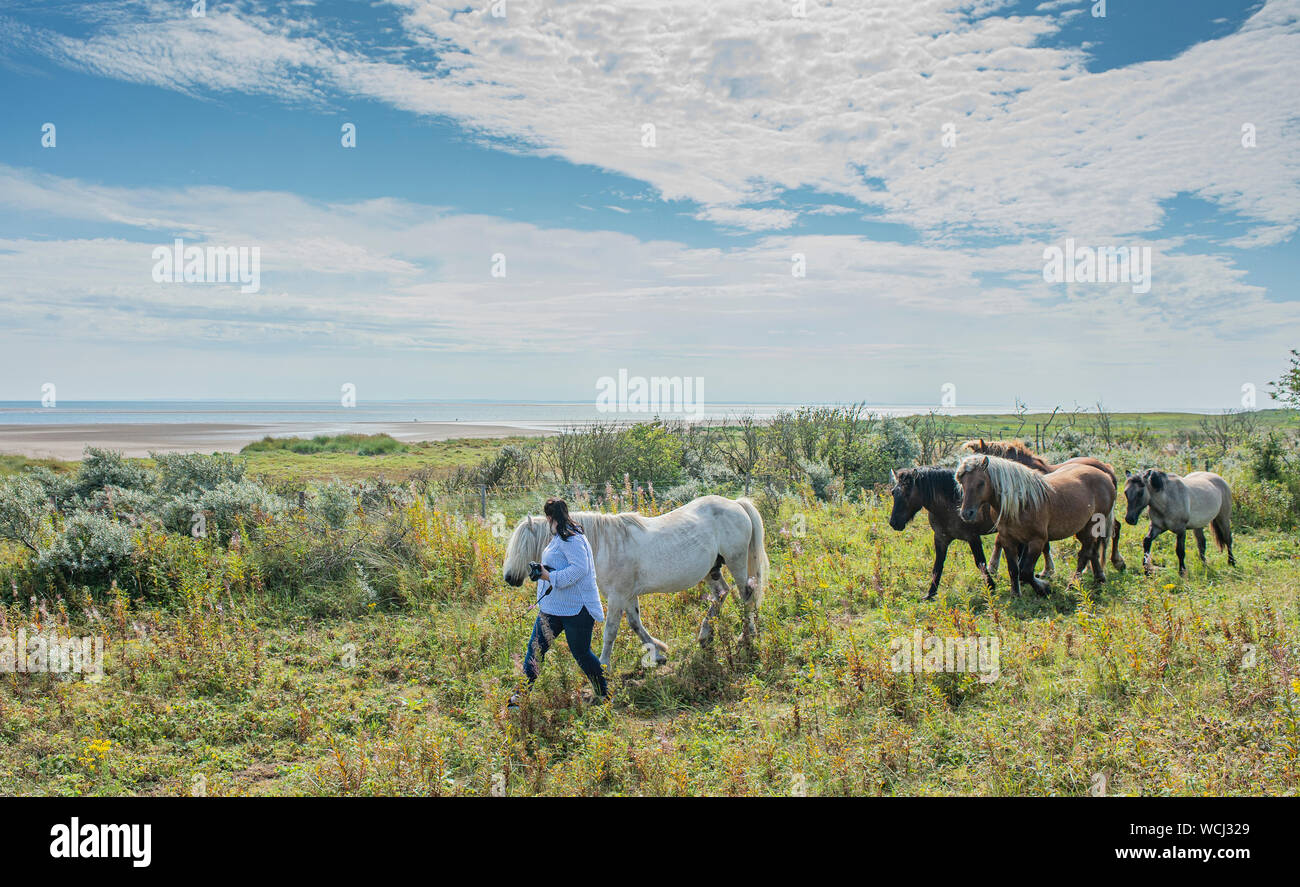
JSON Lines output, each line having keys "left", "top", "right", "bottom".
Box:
{"left": 955, "top": 454, "right": 1118, "bottom": 597}
{"left": 963, "top": 438, "right": 1124, "bottom": 572}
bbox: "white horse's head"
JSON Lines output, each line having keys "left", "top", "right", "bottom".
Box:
{"left": 502, "top": 515, "right": 549, "bottom": 586}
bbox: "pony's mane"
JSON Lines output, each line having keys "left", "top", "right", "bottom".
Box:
{"left": 573, "top": 510, "right": 649, "bottom": 530}
{"left": 520, "top": 511, "right": 648, "bottom": 557}
{"left": 903, "top": 466, "right": 961, "bottom": 504}
{"left": 956, "top": 454, "right": 1050, "bottom": 522}
{"left": 962, "top": 438, "right": 1051, "bottom": 473}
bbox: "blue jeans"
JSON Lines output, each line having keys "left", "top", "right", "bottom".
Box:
{"left": 523, "top": 607, "right": 608, "bottom": 698}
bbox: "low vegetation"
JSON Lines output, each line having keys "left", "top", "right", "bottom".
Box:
{"left": 0, "top": 408, "right": 1297, "bottom": 795}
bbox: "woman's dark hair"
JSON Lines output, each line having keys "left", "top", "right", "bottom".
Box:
{"left": 543, "top": 498, "right": 583, "bottom": 540}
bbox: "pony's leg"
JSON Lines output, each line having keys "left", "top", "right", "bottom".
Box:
{"left": 598, "top": 597, "right": 626, "bottom": 668}
{"left": 1040, "top": 543, "right": 1055, "bottom": 578}
{"left": 1084, "top": 533, "right": 1106, "bottom": 583}
{"left": 926, "top": 535, "right": 951, "bottom": 600}
{"left": 624, "top": 598, "right": 668, "bottom": 664}
{"left": 726, "top": 561, "right": 758, "bottom": 641}
{"left": 969, "top": 539, "right": 995, "bottom": 590}
{"left": 1005, "top": 542, "right": 1022, "bottom": 598}
{"left": 1175, "top": 531, "right": 1187, "bottom": 576}
{"left": 988, "top": 539, "right": 1002, "bottom": 576}
{"left": 698, "top": 574, "right": 731, "bottom": 644}
{"left": 1019, "top": 542, "right": 1048, "bottom": 595}
{"left": 1193, "top": 528, "right": 1208, "bottom": 565}
{"left": 1072, "top": 537, "right": 1090, "bottom": 582}
{"left": 1109, "top": 515, "right": 1126, "bottom": 571}
{"left": 1142, "top": 526, "right": 1162, "bottom": 573}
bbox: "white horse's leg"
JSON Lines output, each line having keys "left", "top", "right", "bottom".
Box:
{"left": 728, "top": 562, "right": 758, "bottom": 641}
{"left": 599, "top": 597, "right": 626, "bottom": 668}
{"left": 624, "top": 598, "right": 668, "bottom": 664}
{"left": 698, "top": 574, "right": 731, "bottom": 644}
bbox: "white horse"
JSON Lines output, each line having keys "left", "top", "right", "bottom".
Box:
{"left": 502, "top": 495, "right": 769, "bottom": 667}
{"left": 1124, "top": 469, "right": 1234, "bottom": 574}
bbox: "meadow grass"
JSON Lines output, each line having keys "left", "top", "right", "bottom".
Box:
{"left": 1, "top": 489, "right": 1295, "bottom": 797}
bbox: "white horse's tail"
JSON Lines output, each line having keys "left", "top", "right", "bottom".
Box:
{"left": 737, "top": 497, "right": 768, "bottom": 603}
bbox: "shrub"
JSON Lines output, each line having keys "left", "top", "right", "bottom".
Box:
{"left": 1052, "top": 426, "right": 1093, "bottom": 453}
{"left": 845, "top": 419, "right": 920, "bottom": 490}
{"left": 1234, "top": 478, "right": 1298, "bottom": 530}
{"left": 161, "top": 480, "right": 285, "bottom": 542}
{"left": 799, "top": 459, "right": 836, "bottom": 501}
{"left": 21, "top": 467, "right": 77, "bottom": 511}
{"left": 73, "top": 448, "right": 154, "bottom": 499}
{"left": 311, "top": 481, "right": 356, "bottom": 529}
{"left": 475, "top": 445, "right": 531, "bottom": 488}
{"left": 152, "top": 451, "right": 247, "bottom": 495}
{"left": 35, "top": 512, "right": 136, "bottom": 583}
{"left": 0, "top": 474, "right": 51, "bottom": 553}
{"left": 620, "top": 421, "right": 684, "bottom": 485}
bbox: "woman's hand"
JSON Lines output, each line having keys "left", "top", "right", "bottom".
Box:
{"left": 539, "top": 566, "right": 551, "bottom": 582}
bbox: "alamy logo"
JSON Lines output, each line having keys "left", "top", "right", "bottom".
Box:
{"left": 50, "top": 818, "right": 151, "bottom": 867}
{"left": 596, "top": 369, "right": 704, "bottom": 415}
{"left": 0, "top": 630, "right": 103, "bottom": 679}
{"left": 1043, "top": 238, "right": 1151, "bottom": 294}
{"left": 152, "top": 238, "right": 261, "bottom": 294}
{"left": 889, "top": 630, "right": 1000, "bottom": 683}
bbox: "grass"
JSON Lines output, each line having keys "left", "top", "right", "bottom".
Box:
{"left": 238, "top": 435, "right": 539, "bottom": 486}
{"left": 1, "top": 489, "right": 1296, "bottom": 796}
{"left": 0, "top": 434, "right": 538, "bottom": 486}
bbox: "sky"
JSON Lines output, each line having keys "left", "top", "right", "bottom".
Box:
{"left": 0, "top": 0, "right": 1297, "bottom": 410}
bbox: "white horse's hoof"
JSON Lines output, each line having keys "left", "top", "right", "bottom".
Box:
{"left": 598, "top": 656, "right": 610, "bottom": 668}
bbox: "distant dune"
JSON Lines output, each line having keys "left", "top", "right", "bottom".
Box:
{"left": 0, "top": 422, "right": 553, "bottom": 460}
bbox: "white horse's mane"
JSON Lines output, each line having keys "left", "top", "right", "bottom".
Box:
{"left": 956, "top": 454, "right": 1049, "bottom": 522}
{"left": 509, "top": 510, "right": 650, "bottom": 562}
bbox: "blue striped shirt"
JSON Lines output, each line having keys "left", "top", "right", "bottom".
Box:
{"left": 537, "top": 530, "right": 604, "bottom": 621}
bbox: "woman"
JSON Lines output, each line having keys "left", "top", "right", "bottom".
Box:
{"left": 512, "top": 498, "right": 609, "bottom": 706}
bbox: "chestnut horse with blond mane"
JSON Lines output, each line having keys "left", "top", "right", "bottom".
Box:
{"left": 963, "top": 438, "right": 1124, "bottom": 573}
{"left": 955, "top": 455, "right": 1119, "bottom": 597}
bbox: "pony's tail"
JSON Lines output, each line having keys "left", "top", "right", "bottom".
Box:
{"left": 1209, "top": 517, "right": 1228, "bottom": 550}
{"left": 737, "top": 497, "right": 768, "bottom": 602}
{"left": 1210, "top": 479, "right": 1233, "bottom": 551}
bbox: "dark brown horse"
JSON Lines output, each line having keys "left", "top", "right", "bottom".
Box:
{"left": 956, "top": 455, "right": 1119, "bottom": 597}
{"left": 888, "top": 467, "right": 1006, "bottom": 600}
{"left": 963, "top": 438, "right": 1124, "bottom": 572}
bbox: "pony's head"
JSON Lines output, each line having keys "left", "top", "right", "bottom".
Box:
{"left": 963, "top": 438, "right": 1050, "bottom": 472}
{"left": 1123, "top": 469, "right": 1165, "bottom": 525}
{"left": 502, "top": 515, "right": 549, "bottom": 586}
{"left": 955, "top": 454, "right": 1048, "bottom": 524}
{"left": 955, "top": 455, "right": 993, "bottom": 522}
{"left": 888, "top": 468, "right": 923, "bottom": 531}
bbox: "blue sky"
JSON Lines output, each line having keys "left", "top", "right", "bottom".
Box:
{"left": 0, "top": 0, "right": 1296, "bottom": 409}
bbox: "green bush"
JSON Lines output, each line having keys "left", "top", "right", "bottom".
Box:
{"left": 845, "top": 419, "right": 920, "bottom": 490}
{"left": 73, "top": 448, "right": 153, "bottom": 499}
{"left": 161, "top": 480, "right": 285, "bottom": 542}
{"left": 0, "top": 474, "right": 51, "bottom": 553}
{"left": 619, "top": 421, "right": 683, "bottom": 485}
{"left": 152, "top": 451, "right": 247, "bottom": 494}
{"left": 34, "top": 512, "right": 135, "bottom": 583}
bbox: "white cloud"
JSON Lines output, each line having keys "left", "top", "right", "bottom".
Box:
{"left": 0, "top": 165, "right": 1294, "bottom": 407}
{"left": 9, "top": 0, "right": 1297, "bottom": 241}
